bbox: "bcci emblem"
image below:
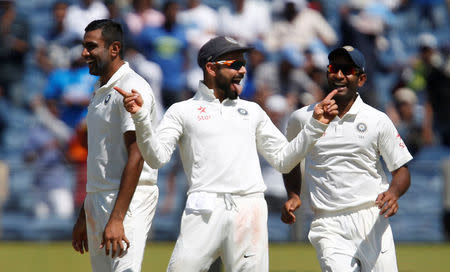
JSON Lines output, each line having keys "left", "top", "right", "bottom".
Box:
{"left": 237, "top": 108, "right": 248, "bottom": 116}
{"left": 104, "top": 94, "right": 111, "bottom": 105}
{"left": 356, "top": 122, "right": 367, "bottom": 133}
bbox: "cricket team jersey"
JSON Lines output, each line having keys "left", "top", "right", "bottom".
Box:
{"left": 86, "top": 62, "right": 158, "bottom": 193}
{"left": 286, "top": 95, "right": 413, "bottom": 213}
{"left": 132, "top": 81, "right": 328, "bottom": 195}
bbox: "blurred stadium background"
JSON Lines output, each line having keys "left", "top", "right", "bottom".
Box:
{"left": 0, "top": 0, "right": 449, "bottom": 271}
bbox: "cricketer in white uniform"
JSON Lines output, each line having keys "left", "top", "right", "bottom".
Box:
{"left": 116, "top": 36, "right": 339, "bottom": 272}
{"left": 72, "top": 20, "right": 158, "bottom": 272}
{"left": 282, "top": 46, "right": 413, "bottom": 272}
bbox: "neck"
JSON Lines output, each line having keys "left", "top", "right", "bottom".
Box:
{"left": 100, "top": 59, "right": 124, "bottom": 86}
{"left": 337, "top": 93, "right": 358, "bottom": 118}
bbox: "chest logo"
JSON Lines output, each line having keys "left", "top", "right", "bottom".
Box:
{"left": 104, "top": 94, "right": 111, "bottom": 105}
{"left": 197, "top": 106, "right": 211, "bottom": 121}
{"left": 356, "top": 122, "right": 367, "bottom": 133}
{"left": 237, "top": 108, "right": 248, "bottom": 116}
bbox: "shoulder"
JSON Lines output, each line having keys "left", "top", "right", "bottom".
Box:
{"left": 290, "top": 104, "right": 315, "bottom": 122}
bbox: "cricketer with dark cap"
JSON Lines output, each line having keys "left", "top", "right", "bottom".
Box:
{"left": 115, "top": 36, "right": 339, "bottom": 271}
{"left": 282, "top": 46, "right": 413, "bottom": 271}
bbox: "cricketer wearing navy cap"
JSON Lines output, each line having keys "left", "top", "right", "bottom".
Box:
{"left": 283, "top": 44, "right": 412, "bottom": 272}
{"left": 197, "top": 36, "right": 253, "bottom": 68}
{"left": 328, "top": 45, "right": 366, "bottom": 72}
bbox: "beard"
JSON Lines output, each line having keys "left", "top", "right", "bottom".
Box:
{"left": 216, "top": 78, "right": 238, "bottom": 100}
{"left": 88, "top": 59, "right": 106, "bottom": 76}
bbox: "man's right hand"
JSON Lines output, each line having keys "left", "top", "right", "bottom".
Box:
{"left": 313, "top": 89, "right": 339, "bottom": 124}
{"left": 72, "top": 212, "right": 88, "bottom": 254}
{"left": 114, "top": 86, "right": 143, "bottom": 114}
{"left": 281, "top": 194, "right": 302, "bottom": 224}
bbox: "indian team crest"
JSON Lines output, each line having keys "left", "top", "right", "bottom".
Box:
{"left": 237, "top": 108, "right": 248, "bottom": 115}
{"left": 356, "top": 122, "right": 367, "bottom": 133}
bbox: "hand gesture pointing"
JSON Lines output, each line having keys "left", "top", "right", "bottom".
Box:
{"left": 313, "top": 89, "right": 339, "bottom": 124}
{"left": 114, "top": 86, "right": 143, "bottom": 114}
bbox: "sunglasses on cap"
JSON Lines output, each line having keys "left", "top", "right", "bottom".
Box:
{"left": 212, "top": 59, "right": 246, "bottom": 70}
{"left": 327, "top": 64, "right": 360, "bottom": 76}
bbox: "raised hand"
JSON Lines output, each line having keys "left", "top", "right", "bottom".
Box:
{"left": 313, "top": 89, "right": 339, "bottom": 124}
{"left": 114, "top": 86, "right": 143, "bottom": 114}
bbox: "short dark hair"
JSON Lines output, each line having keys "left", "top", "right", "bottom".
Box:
{"left": 85, "top": 19, "right": 124, "bottom": 58}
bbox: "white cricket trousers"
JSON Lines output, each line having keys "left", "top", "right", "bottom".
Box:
{"left": 84, "top": 185, "right": 159, "bottom": 272}
{"left": 167, "top": 193, "right": 269, "bottom": 272}
{"left": 308, "top": 204, "right": 398, "bottom": 272}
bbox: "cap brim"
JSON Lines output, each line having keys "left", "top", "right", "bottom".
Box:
{"left": 212, "top": 46, "right": 254, "bottom": 61}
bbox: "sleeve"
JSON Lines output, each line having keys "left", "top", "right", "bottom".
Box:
{"left": 118, "top": 81, "right": 156, "bottom": 134}
{"left": 285, "top": 109, "right": 307, "bottom": 141}
{"left": 378, "top": 115, "right": 413, "bottom": 172}
{"left": 256, "top": 106, "right": 327, "bottom": 173}
{"left": 132, "top": 105, "right": 182, "bottom": 169}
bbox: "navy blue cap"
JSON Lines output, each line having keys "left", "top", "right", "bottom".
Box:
{"left": 328, "top": 46, "right": 366, "bottom": 72}
{"left": 198, "top": 36, "right": 253, "bottom": 68}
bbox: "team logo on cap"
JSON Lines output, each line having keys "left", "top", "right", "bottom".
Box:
{"left": 237, "top": 108, "right": 248, "bottom": 115}
{"left": 104, "top": 94, "right": 111, "bottom": 105}
{"left": 343, "top": 45, "right": 354, "bottom": 51}
{"left": 225, "top": 37, "right": 239, "bottom": 44}
{"left": 356, "top": 122, "right": 367, "bottom": 133}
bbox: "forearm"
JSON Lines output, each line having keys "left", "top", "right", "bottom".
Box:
{"left": 283, "top": 164, "right": 301, "bottom": 198}
{"left": 389, "top": 165, "right": 411, "bottom": 198}
{"left": 276, "top": 117, "right": 327, "bottom": 173}
{"left": 132, "top": 108, "right": 172, "bottom": 169}
{"left": 109, "top": 152, "right": 144, "bottom": 222}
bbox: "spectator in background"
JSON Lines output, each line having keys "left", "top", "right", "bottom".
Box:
{"left": 217, "top": 0, "right": 272, "bottom": 45}
{"left": 388, "top": 87, "right": 425, "bottom": 156}
{"left": 0, "top": 0, "right": 30, "bottom": 106}
{"left": 339, "top": 1, "right": 395, "bottom": 109}
{"left": 265, "top": 0, "right": 337, "bottom": 53}
{"left": 64, "top": 0, "right": 109, "bottom": 40}
{"left": 43, "top": 45, "right": 97, "bottom": 129}
{"left": 125, "top": 42, "right": 164, "bottom": 120}
{"left": 260, "top": 94, "right": 291, "bottom": 213}
{"left": 66, "top": 120, "right": 88, "bottom": 215}
{"left": 24, "top": 96, "right": 74, "bottom": 220}
{"left": 137, "top": 1, "right": 189, "bottom": 109}
{"left": 35, "top": 1, "right": 80, "bottom": 73}
{"left": 254, "top": 45, "right": 324, "bottom": 109}
{"left": 123, "top": 0, "right": 164, "bottom": 38}
{"left": 240, "top": 40, "right": 268, "bottom": 100}
{"left": 178, "top": 0, "right": 218, "bottom": 93}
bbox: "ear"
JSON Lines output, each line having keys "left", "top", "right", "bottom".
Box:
{"left": 358, "top": 73, "right": 367, "bottom": 88}
{"left": 110, "top": 41, "right": 121, "bottom": 58}
{"left": 205, "top": 62, "right": 217, "bottom": 77}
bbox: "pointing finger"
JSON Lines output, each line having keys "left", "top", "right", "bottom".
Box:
{"left": 324, "top": 89, "right": 339, "bottom": 101}
{"left": 114, "top": 86, "right": 130, "bottom": 98}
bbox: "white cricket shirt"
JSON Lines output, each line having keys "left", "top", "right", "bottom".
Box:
{"left": 132, "top": 81, "right": 327, "bottom": 195}
{"left": 86, "top": 62, "right": 157, "bottom": 192}
{"left": 286, "top": 95, "right": 413, "bottom": 213}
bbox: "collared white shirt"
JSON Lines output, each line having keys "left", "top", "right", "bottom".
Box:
{"left": 86, "top": 62, "right": 157, "bottom": 192}
{"left": 286, "top": 95, "right": 413, "bottom": 213}
{"left": 132, "top": 81, "right": 327, "bottom": 195}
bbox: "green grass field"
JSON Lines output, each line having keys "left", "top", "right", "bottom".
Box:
{"left": 0, "top": 242, "right": 449, "bottom": 271}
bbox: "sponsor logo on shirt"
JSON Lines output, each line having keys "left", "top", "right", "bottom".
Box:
{"left": 104, "top": 94, "right": 111, "bottom": 105}
{"left": 197, "top": 106, "right": 211, "bottom": 121}
{"left": 397, "top": 133, "right": 406, "bottom": 148}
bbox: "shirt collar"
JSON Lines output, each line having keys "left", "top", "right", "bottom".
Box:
{"left": 95, "top": 61, "right": 130, "bottom": 93}
{"left": 195, "top": 81, "right": 241, "bottom": 105}
{"left": 346, "top": 93, "right": 364, "bottom": 115}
